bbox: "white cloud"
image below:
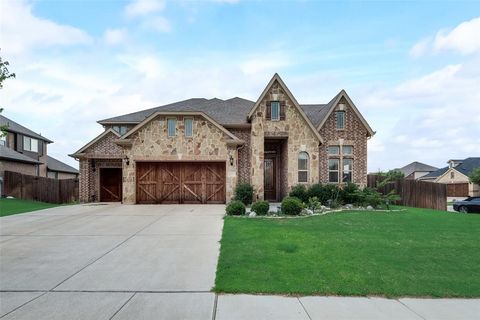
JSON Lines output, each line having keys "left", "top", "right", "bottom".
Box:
{"left": 103, "top": 28, "right": 128, "bottom": 45}
{"left": 125, "top": 0, "right": 165, "bottom": 17}
{"left": 142, "top": 16, "right": 172, "bottom": 33}
{"left": 410, "top": 16, "right": 480, "bottom": 57}
{"left": 241, "top": 55, "right": 290, "bottom": 75}
{"left": 0, "top": 0, "right": 92, "bottom": 55}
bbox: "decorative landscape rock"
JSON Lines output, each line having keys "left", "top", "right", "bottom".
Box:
{"left": 248, "top": 212, "right": 257, "bottom": 218}
{"left": 366, "top": 205, "right": 374, "bottom": 210}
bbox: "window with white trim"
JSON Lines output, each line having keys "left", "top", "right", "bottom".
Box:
{"left": 343, "top": 159, "right": 353, "bottom": 182}
{"left": 298, "top": 152, "right": 309, "bottom": 183}
{"left": 271, "top": 101, "right": 280, "bottom": 121}
{"left": 327, "top": 146, "right": 339, "bottom": 155}
{"left": 113, "top": 126, "right": 128, "bottom": 135}
{"left": 0, "top": 134, "right": 6, "bottom": 146}
{"left": 23, "top": 136, "right": 38, "bottom": 152}
{"left": 336, "top": 111, "right": 345, "bottom": 129}
{"left": 328, "top": 159, "right": 339, "bottom": 183}
{"left": 184, "top": 118, "right": 193, "bottom": 137}
{"left": 343, "top": 145, "right": 353, "bottom": 155}
{"left": 167, "top": 118, "right": 176, "bottom": 137}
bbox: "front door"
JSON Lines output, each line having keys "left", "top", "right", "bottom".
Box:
{"left": 264, "top": 156, "right": 276, "bottom": 201}
{"left": 100, "top": 168, "right": 122, "bottom": 202}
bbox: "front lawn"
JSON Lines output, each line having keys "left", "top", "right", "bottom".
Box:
{"left": 0, "top": 198, "right": 59, "bottom": 217}
{"left": 215, "top": 207, "right": 480, "bottom": 297}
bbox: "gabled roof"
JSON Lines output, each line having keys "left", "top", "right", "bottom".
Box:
{"left": 315, "top": 90, "right": 375, "bottom": 137}
{"left": 450, "top": 157, "right": 480, "bottom": 177}
{"left": 0, "top": 115, "right": 53, "bottom": 143}
{"left": 246, "top": 73, "right": 323, "bottom": 143}
{"left": 98, "top": 97, "right": 255, "bottom": 126}
{"left": 0, "top": 145, "right": 41, "bottom": 164}
{"left": 71, "top": 128, "right": 120, "bottom": 156}
{"left": 420, "top": 166, "right": 449, "bottom": 179}
{"left": 397, "top": 161, "right": 438, "bottom": 177}
{"left": 121, "top": 111, "right": 242, "bottom": 143}
{"left": 47, "top": 156, "right": 79, "bottom": 174}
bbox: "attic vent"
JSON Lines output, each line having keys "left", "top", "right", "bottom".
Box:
{"left": 337, "top": 103, "right": 346, "bottom": 111}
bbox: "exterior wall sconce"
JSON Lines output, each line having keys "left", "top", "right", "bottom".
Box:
{"left": 124, "top": 156, "right": 130, "bottom": 166}
{"left": 229, "top": 155, "right": 234, "bottom": 166}
{"left": 91, "top": 159, "right": 96, "bottom": 172}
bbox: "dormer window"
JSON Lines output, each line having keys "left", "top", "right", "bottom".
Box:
{"left": 271, "top": 101, "right": 280, "bottom": 121}
{"left": 336, "top": 111, "right": 345, "bottom": 129}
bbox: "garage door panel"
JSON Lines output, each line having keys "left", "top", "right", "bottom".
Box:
{"left": 136, "top": 162, "right": 225, "bottom": 204}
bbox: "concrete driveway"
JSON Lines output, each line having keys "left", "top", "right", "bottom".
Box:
{"left": 0, "top": 204, "right": 224, "bottom": 319}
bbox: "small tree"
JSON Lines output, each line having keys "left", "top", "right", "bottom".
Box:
{"left": 469, "top": 168, "right": 480, "bottom": 186}
{"left": 0, "top": 52, "right": 16, "bottom": 135}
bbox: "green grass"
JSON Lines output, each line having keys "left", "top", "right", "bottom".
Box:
{"left": 215, "top": 207, "right": 480, "bottom": 297}
{"left": 0, "top": 198, "right": 59, "bottom": 217}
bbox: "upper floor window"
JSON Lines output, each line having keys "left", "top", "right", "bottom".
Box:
{"left": 167, "top": 118, "right": 176, "bottom": 137}
{"left": 184, "top": 118, "right": 193, "bottom": 137}
{"left": 450, "top": 171, "right": 455, "bottom": 179}
{"left": 23, "top": 136, "right": 38, "bottom": 152}
{"left": 343, "top": 145, "right": 353, "bottom": 155}
{"left": 113, "top": 126, "right": 127, "bottom": 135}
{"left": 298, "top": 152, "right": 309, "bottom": 183}
{"left": 271, "top": 101, "right": 280, "bottom": 121}
{"left": 336, "top": 111, "right": 345, "bottom": 129}
{"left": 0, "top": 134, "right": 6, "bottom": 146}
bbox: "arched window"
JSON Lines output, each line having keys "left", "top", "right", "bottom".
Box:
{"left": 298, "top": 152, "right": 309, "bottom": 183}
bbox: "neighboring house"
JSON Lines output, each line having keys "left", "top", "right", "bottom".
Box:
{"left": 420, "top": 157, "right": 480, "bottom": 196}
{"left": 396, "top": 161, "right": 438, "bottom": 180}
{"left": 0, "top": 115, "right": 78, "bottom": 190}
{"left": 71, "top": 73, "right": 374, "bottom": 204}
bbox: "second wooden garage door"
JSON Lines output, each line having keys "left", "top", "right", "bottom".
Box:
{"left": 136, "top": 162, "right": 226, "bottom": 204}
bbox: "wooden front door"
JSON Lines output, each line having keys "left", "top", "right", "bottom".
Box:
{"left": 100, "top": 168, "right": 122, "bottom": 202}
{"left": 264, "top": 156, "right": 276, "bottom": 201}
{"left": 136, "top": 162, "right": 226, "bottom": 204}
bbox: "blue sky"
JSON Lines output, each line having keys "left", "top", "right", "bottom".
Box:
{"left": 1, "top": 0, "right": 479, "bottom": 171}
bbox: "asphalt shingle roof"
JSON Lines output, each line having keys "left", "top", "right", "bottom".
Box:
{"left": 0, "top": 115, "right": 53, "bottom": 143}
{"left": 420, "top": 167, "right": 449, "bottom": 179}
{"left": 0, "top": 145, "right": 41, "bottom": 164}
{"left": 453, "top": 157, "right": 480, "bottom": 177}
{"left": 47, "top": 156, "right": 79, "bottom": 174}
{"left": 98, "top": 95, "right": 342, "bottom": 127}
{"left": 397, "top": 161, "right": 438, "bottom": 177}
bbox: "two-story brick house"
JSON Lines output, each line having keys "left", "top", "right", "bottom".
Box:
{"left": 0, "top": 115, "right": 79, "bottom": 194}
{"left": 71, "top": 74, "right": 374, "bottom": 204}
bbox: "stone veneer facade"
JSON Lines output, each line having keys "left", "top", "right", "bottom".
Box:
{"left": 121, "top": 115, "right": 238, "bottom": 204}
{"left": 250, "top": 80, "right": 320, "bottom": 200}
{"left": 318, "top": 96, "right": 368, "bottom": 187}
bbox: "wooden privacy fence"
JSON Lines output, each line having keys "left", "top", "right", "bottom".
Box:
{"left": 446, "top": 183, "right": 469, "bottom": 197}
{"left": 4, "top": 171, "right": 79, "bottom": 204}
{"left": 367, "top": 174, "right": 447, "bottom": 211}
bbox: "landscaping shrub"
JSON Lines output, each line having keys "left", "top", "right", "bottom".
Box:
{"left": 251, "top": 200, "right": 270, "bottom": 216}
{"left": 281, "top": 197, "right": 303, "bottom": 215}
{"left": 234, "top": 183, "right": 254, "bottom": 206}
{"left": 355, "top": 187, "right": 383, "bottom": 208}
{"left": 307, "top": 183, "right": 341, "bottom": 205}
{"left": 289, "top": 184, "right": 308, "bottom": 203}
{"left": 307, "top": 196, "right": 322, "bottom": 212}
{"left": 226, "top": 200, "right": 246, "bottom": 216}
{"left": 340, "top": 182, "right": 360, "bottom": 204}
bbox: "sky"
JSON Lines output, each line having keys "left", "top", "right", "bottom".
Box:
{"left": 1, "top": 0, "right": 479, "bottom": 172}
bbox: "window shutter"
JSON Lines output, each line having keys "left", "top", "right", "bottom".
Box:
{"left": 16, "top": 134, "right": 23, "bottom": 152}
{"left": 266, "top": 101, "right": 271, "bottom": 120}
{"left": 280, "top": 101, "right": 286, "bottom": 120}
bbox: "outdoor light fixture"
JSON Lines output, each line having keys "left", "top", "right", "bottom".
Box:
{"left": 91, "top": 159, "right": 96, "bottom": 172}
{"left": 124, "top": 156, "right": 130, "bottom": 166}
{"left": 229, "top": 155, "right": 234, "bottom": 166}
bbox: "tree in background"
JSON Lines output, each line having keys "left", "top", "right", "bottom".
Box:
{"left": 469, "top": 168, "right": 480, "bottom": 186}
{"left": 0, "top": 52, "right": 16, "bottom": 134}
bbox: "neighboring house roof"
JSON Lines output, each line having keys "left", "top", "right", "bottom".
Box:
{"left": 0, "top": 145, "right": 41, "bottom": 164}
{"left": 0, "top": 115, "right": 53, "bottom": 143}
{"left": 47, "top": 156, "right": 79, "bottom": 174}
{"left": 420, "top": 166, "right": 449, "bottom": 179}
{"left": 397, "top": 161, "right": 438, "bottom": 177}
{"left": 450, "top": 157, "right": 480, "bottom": 177}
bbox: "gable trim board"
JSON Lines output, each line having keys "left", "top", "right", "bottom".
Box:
{"left": 316, "top": 90, "right": 375, "bottom": 137}
{"left": 434, "top": 167, "right": 470, "bottom": 183}
{"left": 70, "top": 128, "right": 121, "bottom": 157}
{"left": 247, "top": 73, "right": 324, "bottom": 144}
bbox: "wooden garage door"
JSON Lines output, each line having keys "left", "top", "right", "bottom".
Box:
{"left": 136, "top": 162, "right": 226, "bottom": 204}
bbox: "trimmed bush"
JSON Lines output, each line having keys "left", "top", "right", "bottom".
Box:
{"left": 281, "top": 197, "right": 303, "bottom": 215}
{"left": 307, "top": 196, "right": 322, "bottom": 212}
{"left": 307, "top": 183, "right": 341, "bottom": 205}
{"left": 339, "top": 182, "right": 360, "bottom": 204}
{"left": 289, "top": 184, "right": 308, "bottom": 203}
{"left": 251, "top": 200, "right": 269, "bottom": 216}
{"left": 226, "top": 200, "right": 246, "bottom": 216}
{"left": 234, "top": 183, "right": 254, "bottom": 206}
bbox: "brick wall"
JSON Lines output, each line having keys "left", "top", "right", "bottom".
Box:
{"left": 229, "top": 128, "right": 251, "bottom": 184}
{"left": 0, "top": 160, "right": 37, "bottom": 177}
{"left": 318, "top": 96, "right": 369, "bottom": 187}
